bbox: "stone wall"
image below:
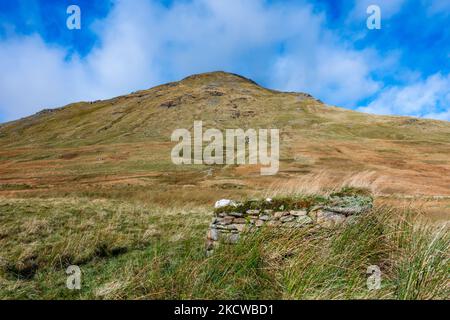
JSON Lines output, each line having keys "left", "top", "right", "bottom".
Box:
{"left": 206, "top": 193, "right": 373, "bottom": 256}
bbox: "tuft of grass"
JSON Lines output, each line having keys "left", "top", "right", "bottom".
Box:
{"left": 330, "top": 186, "right": 372, "bottom": 198}
{"left": 0, "top": 197, "right": 448, "bottom": 300}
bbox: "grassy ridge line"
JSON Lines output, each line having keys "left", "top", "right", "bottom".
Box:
{"left": 1, "top": 71, "right": 450, "bottom": 149}
{"left": 0, "top": 196, "right": 447, "bottom": 300}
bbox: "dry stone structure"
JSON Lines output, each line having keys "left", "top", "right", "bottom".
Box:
{"left": 206, "top": 190, "right": 373, "bottom": 256}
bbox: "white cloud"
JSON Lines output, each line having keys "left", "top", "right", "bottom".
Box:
{"left": 0, "top": 35, "right": 90, "bottom": 120}
{"left": 0, "top": 0, "right": 442, "bottom": 123}
{"left": 358, "top": 73, "right": 450, "bottom": 120}
{"left": 270, "top": 39, "right": 382, "bottom": 107}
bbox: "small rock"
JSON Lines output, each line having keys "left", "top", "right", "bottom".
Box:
{"left": 263, "top": 209, "right": 274, "bottom": 214}
{"left": 259, "top": 215, "right": 271, "bottom": 221}
{"left": 255, "top": 220, "right": 265, "bottom": 227}
{"left": 246, "top": 209, "right": 260, "bottom": 215}
{"left": 280, "top": 215, "right": 295, "bottom": 223}
{"left": 222, "top": 216, "right": 234, "bottom": 225}
{"left": 233, "top": 218, "right": 246, "bottom": 224}
{"left": 317, "top": 210, "right": 346, "bottom": 228}
{"left": 229, "top": 212, "right": 244, "bottom": 217}
{"left": 215, "top": 199, "right": 236, "bottom": 209}
{"left": 274, "top": 211, "right": 288, "bottom": 219}
{"left": 290, "top": 210, "right": 307, "bottom": 216}
{"left": 207, "top": 228, "right": 219, "bottom": 241}
{"left": 215, "top": 224, "right": 236, "bottom": 231}
{"left": 235, "top": 224, "right": 248, "bottom": 232}
{"left": 267, "top": 220, "right": 282, "bottom": 227}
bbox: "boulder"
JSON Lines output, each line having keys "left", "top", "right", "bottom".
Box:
{"left": 316, "top": 210, "right": 346, "bottom": 228}
{"left": 215, "top": 199, "right": 236, "bottom": 209}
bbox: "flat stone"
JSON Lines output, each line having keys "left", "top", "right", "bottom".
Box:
{"left": 317, "top": 210, "right": 346, "bottom": 228}
{"left": 235, "top": 224, "right": 248, "bottom": 232}
{"left": 290, "top": 210, "right": 307, "bottom": 216}
{"left": 228, "top": 212, "right": 244, "bottom": 217}
{"left": 255, "top": 220, "right": 265, "bottom": 227}
{"left": 228, "top": 224, "right": 241, "bottom": 231}
{"left": 246, "top": 209, "right": 260, "bottom": 215}
{"left": 259, "top": 215, "right": 271, "bottom": 221}
{"left": 222, "top": 216, "right": 234, "bottom": 224}
{"left": 310, "top": 205, "right": 323, "bottom": 212}
{"left": 215, "top": 199, "right": 236, "bottom": 209}
{"left": 215, "top": 224, "right": 236, "bottom": 231}
{"left": 274, "top": 211, "right": 288, "bottom": 219}
{"left": 280, "top": 215, "right": 295, "bottom": 223}
{"left": 267, "top": 220, "right": 282, "bottom": 227}
{"left": 233, "top": 218, "right": 246, "bottom": 224}
{"left": 263, "top": 209, "right": 274, "bottom": 214}
{"left": 207, "top": 228, "right": 219, "bottom": 241}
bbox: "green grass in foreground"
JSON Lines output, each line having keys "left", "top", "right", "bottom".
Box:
{"left": 0, "top": 197, "right": 448, "bottom": 300}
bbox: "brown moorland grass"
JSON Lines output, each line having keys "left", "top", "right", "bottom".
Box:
{"left": 0, "top": 72, "right": 448, "bottom": 299}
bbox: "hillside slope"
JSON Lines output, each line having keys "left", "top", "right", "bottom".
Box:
{"left": 0, "top": 71, "right": 449, "bottom": 209}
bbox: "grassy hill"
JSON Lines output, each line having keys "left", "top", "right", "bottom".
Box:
{"left": 0, "top": 71, "right": 449, "bottom": 205}
{"left": 0, "top": 72, "right": 448, "bottom": 299}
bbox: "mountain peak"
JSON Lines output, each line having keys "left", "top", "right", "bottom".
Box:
{"left": 180, "top": 71, "right": 260, "bottom": 87}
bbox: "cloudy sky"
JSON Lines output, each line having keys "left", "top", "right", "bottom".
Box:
{"left": 0, "top": 0, "right": 449, "bottom": 122}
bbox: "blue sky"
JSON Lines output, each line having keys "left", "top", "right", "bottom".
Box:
{"left": 0, "top": 0, "right": 449, "bottom": 122}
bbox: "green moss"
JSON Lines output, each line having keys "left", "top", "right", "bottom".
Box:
{"left": 214, "top": 194, "right": 330, "bottom": 215}
{"left": 214, "top": 188, "right": 374, "bottom": 216}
